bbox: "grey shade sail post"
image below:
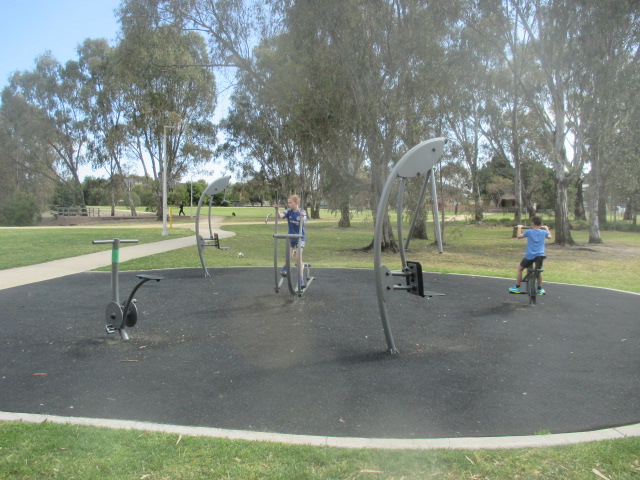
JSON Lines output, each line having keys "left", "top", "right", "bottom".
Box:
{"left": 431, "top": 168, "right": 444, "bottom": 253}
{"left": 403, "top": 167, "right": 444, "bottom": 253}
{"left": 404, "top": 170, "right": 431, "bottom": 251}
{"left": 397, "top": 178, "right": 408, "bottom": 268}
{"left": 273, "top": 191, "right": 282, "bottom": 292}
{"left": 374, "top": 138, "right": 447, "bottom": 354}
{"left": 196, "top": 176, "right": 232, "bottom": 277}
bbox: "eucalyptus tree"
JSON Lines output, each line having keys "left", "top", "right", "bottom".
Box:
{"left": 500, "top": 0, "right": 596, "bottom": 245}
{"left": 117, "top": 0, "right": 219, "bottom": 218}
{"left": 0, "top": 108, "right": 55, "bottom": 224}
{"left": 279, "top": 0, "right": 380, "bottom": 226}
{"left": 3, "top": 53, "right": 92, "bottom": 207}
{"left": 0, "top": 91, "right": 57, "bottom": 209}
{"left": 221, "top": 57, "right": 311, "bottom": 197}
{"left": 571, "top": 0, "right": 640, "bottom": 239}
{"left": 441, "top": 20, "right": 493, "bottom": 222}
{"left": 292, "top": 0, "right": 454, "bottom": 248}
{"left": 486, "top": 1, "right": 539, "bottom": 225}
{"left": 77, "top": 38, "right": 139, "bottom": 216}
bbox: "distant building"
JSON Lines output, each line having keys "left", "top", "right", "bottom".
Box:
{"left": 498, "top": 193, "right": 516, "bottom": 209}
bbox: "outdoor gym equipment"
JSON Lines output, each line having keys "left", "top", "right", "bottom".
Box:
{"left": 92, "top": 238, "right": 163, "bottom": 339}
{"left": 196, "top": 176, "right": 232, "bottom": 277}
{"left": 521, "top": 255, "right": 546, "bottom": 305}
{"left": 512, "top": 225, "right": 549, "bottom": 305}
{"left": 374, "top": 138, "right": 447, "bottom": 354}
{"left": 272, "top": 192, "right": 314, "bottom": 297}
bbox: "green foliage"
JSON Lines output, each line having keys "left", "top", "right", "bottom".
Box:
{"left": 51, "top": 180, "right": 84, "bottom": 208}
{"left": 181, "top": 180, "right": 207, "bottom": 205}
{"left": 82, "top": 176, "right": 112, "bottom": 206}
{"left": 572, "top": 219, "right": 640, "bottom": 233}
{"left": 0, "top": 190, "right": 41, "bottom": 226}
{"left": 132, "top": 182, "right": 155, "bottom": 209}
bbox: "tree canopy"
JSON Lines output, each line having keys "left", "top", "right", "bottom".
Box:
{"left": 1, "top": 0, "right": 639, "bottom": 239}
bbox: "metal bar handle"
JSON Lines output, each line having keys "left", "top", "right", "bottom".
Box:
{"left": 92, "top": 239, "right": 139, "bottom": 244}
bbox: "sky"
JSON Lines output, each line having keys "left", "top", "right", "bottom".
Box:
{"left": 0, "top": 0, "right": 122, "bottom": 84}
{"left": 0, "top": 0, "right": 229, "bottom": 182}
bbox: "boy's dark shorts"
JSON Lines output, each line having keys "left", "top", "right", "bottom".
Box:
{"left": 520, "top": 257, "right": 543, "bottom": 269}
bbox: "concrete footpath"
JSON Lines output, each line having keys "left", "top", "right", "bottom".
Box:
{"left": 0, "top": 225, "right": 234, "bottom": 291}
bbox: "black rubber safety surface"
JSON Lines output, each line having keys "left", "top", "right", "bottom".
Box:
{"left": 1, "top": 267, "right": 638, "bottom": 439}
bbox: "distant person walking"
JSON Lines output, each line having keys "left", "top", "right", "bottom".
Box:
{"left": 178, "top": 203, "right": 185, "bottom": 216}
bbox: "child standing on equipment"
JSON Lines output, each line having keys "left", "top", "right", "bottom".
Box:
{"left": 509, "top": 215, "right": 552, "bottom": 295}
{"left": 277, "top": 195, "right": 308, "bottom": 286}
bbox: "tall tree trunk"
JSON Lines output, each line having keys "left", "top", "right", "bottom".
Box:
{"left": 551, "top": 98, "right": 575, "bottom": 246}
{"left": 310, "top": 201, "right": 320, "bottom": 220}
{"left": 367, "top": 153, "right": 396, "bottom": 251}
{"left": 413, "top": 209, "right": 429, "bottom": 240}
{"left": 587, "top": 155, "right": 602, "bottom": 244}
{"left": 511, "top": 65, "right": 523, "bottom": 226}
{"left": 574, "top": 178, "right": 586, "bottom": 220}
{"left": 597, "top": 181, "right": 608, "bottom": 225}
{"left": 338, "top": 204, "right": 351, "bottom": 228}
{"left": 469, "top": 164, "right": 484, "bottom": 222}
{"left": 554, "top": 177, "right": 575, "bottom": 245}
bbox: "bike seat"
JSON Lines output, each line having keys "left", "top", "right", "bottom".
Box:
{"left": 533, "top": 256, "right": 546, "bottom": 269}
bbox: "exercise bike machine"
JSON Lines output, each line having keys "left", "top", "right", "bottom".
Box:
{"left": 92, "top": 238, "right": 163, "bottom": 340}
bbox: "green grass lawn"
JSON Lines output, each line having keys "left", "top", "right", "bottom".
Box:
{"left": 108, "top": 220, "right": 640, "bottom": 293}
{"left": 1, "top": 215, "right": 640, "bottom": 479}
{"left": 0, "top": 227, "right": 192, "bottom": 270}
{"left": 2, "top": 421, "right": 639, "bottom": 480}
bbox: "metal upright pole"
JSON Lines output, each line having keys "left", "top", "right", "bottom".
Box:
{"left": 111, "top": 238, "right": 120, "bottom": 305}
{"left": 431, "top": 168, "right": 443, "bottom": 253}
{"left": 397, "top": 178, "right": 407, "bottom": 268}
{"left": 404, "top": 170, "right": 432, "bottom": 251}
{"left": 162, "top": 127, "right": 169, "bottom": 236}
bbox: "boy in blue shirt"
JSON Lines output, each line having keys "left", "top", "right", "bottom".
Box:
{"left": 277, "top": 195, "right": 308, "bottom": 286}
{"left": 509, "top": 215, "right": 552, "bottom": 295}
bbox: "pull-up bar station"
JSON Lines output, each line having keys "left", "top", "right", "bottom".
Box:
{"left": 374, "top": 137, "right": 447, "bottom": 354}
{"left": 196, "top": 176, "right": 231, "bottom": 277}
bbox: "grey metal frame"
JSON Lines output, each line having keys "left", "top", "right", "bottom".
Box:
{"left": 92, "top": 238, "right": 163, "bottom": 339}
{"left": 404, "top": 169, "right": 443, "bottom": 253}
{"left": 373, "top": 138, "right": 447, "bottom": 353}
{"left": 196, "top": 176, "right": 232, "bottom": 277}
{"left": 522, "top": 255, "right": 545, "bottom": 305}
{"left": 273, "top": 192, "right": 314, "bottom": 297}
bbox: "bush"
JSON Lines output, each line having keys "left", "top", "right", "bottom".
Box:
{"left": 570, "top": 219, "right": 640, "bottom": 232}
{"left": 466, "top": 218, "right": 514, "bottom": 228}
{"left": 0, "top": 191, "right": 42, "bottom": 226}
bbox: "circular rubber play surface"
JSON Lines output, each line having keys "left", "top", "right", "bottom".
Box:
{"left": 1, "top": 267, "right": 638, "bottom": 438}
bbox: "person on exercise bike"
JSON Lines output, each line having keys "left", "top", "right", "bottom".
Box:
{"left": 509, "top": 215, "right": 552, "bottom": 295}
{"left": 277, "top": 195, "right": 308, "bottom": 287}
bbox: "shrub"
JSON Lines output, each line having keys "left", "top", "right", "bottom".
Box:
{"left": 0, "top": 191, "right": 42, "bottom": 226}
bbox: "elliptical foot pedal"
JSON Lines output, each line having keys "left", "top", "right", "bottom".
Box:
{"left": 105, "top": 324, "right": 117, "bottom": 334}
